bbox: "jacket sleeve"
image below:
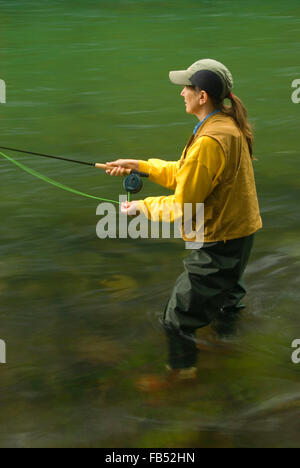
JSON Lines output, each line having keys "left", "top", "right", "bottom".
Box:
{"left": 138, "top": 159, "right": 182, "bottom": 190}
{"left": 138, "top": 136, "right": 226, "bottom": 223}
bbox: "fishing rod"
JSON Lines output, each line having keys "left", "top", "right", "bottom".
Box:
{"left": 0, "top": 145, "right": 149, "bottom": 196}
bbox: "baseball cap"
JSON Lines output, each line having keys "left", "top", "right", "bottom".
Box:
{"left": 169, "top": 58, "right": 233, "bottom": 100}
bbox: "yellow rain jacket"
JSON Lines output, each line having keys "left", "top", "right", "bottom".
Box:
{"left": 138, "top": 112, "right": 262, "bottom": 242}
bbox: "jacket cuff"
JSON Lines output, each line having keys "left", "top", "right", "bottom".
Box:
{"left": 138, "top": 160, "right": 150, "bottom": 174}
{"left": 137, "top": 200, "right": 151, "bottom": 219}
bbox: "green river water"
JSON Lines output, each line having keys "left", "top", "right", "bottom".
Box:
{"left": 0, "top": 0, "right": 300, "bottom": 448}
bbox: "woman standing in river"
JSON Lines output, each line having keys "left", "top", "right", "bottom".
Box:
{"left": 105, "top": 58, "right": 262, "bottom": 389}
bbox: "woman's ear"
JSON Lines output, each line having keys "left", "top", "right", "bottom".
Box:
{"left": 199, "top": 90, "right": 209, "bottom": 105}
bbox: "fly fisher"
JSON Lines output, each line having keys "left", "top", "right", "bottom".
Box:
{"left": 106, "top": 58, "right": 262, "bottom": 391}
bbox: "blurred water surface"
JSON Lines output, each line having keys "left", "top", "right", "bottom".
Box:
{"left": 0, "top": 0, "right": 300, "bottom": 448}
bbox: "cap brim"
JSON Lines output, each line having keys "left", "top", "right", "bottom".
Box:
{"left": 169, "top": 70, "right": 192, "bottom": 85}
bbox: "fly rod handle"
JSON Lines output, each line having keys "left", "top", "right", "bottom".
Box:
{"left": 95, "top": 163, "right": 108, "bottom": 170}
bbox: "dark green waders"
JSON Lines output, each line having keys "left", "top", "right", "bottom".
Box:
{"left": 161, "top": 235, "right": 255, "bottom": 369}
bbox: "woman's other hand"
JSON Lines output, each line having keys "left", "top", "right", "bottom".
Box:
{"left": 121, "top": 200, "right": 141, "bottom": 216}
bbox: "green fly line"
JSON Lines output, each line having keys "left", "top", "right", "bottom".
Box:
{"left": 0, "top": 151, "right": 120, "bottom": 205}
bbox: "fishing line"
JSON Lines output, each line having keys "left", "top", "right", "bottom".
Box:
{"left": 0, "top": 145, "right": 149, "bottom": 203}
{"left": 0, "top": 151, "right": 121, "bottom": 205}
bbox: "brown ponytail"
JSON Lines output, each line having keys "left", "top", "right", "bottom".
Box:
{"left": 212, "top": 93, "right": 254, "bottom": 158}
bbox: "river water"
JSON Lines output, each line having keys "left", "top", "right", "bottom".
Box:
{"left": 0, "top": 0, "right": 300, "bottom": 448}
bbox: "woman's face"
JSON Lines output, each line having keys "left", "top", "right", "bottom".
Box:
{"left": 181, "top": 86, "right": 202, "bottom": 115}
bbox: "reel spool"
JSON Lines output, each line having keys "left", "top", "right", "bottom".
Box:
{"left": 123, "top": 173, "right": 143, "bottom": 194}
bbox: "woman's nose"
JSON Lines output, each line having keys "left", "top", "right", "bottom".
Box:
{"left": 180, "top": 88, "right": 185, "bottom": 97}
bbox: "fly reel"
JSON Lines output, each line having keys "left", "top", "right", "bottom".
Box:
{"left": 123, "top": 170, "right": 149, "bottom": 195}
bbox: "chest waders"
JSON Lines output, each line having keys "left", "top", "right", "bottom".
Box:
{"left": 161, "top": 234, "right": 254, "bottom": 370}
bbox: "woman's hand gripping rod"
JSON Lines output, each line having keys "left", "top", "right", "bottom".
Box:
{"left": 96, "top": 161, "right": 149, "bottom": 195}
{"left": 95, "top": 162, "right": 149, "bottom": 179}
